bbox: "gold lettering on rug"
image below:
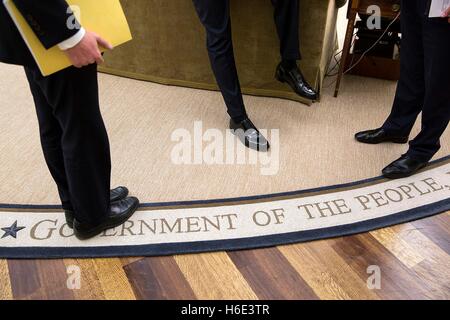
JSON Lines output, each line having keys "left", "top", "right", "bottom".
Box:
{"left": 6, "top": 166, "right": 448, "bottom": 245}
{"left": 297, "top": 199, "right": 351, "bottom": 219}
{"left": 100, "top": 214, "right": 239, "bottom": 237}
{"left": 354, "top": 177, "right": 446, "bottom": 210}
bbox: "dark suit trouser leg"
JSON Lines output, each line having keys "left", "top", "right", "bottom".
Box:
{"left": 382, "top": 0, "right": 450, "bottom": 161}
{"left": 382, "top": 0, "right": 425, "bottom": 136}
{"left": 25, "top": 70, "right": 72, "bottom": 212}
{"left": 24, "top": 64, "right": 111, "bottom": 225}
{"left": 192, "top": 0, "right": 247, "bottom": 121}
{"left": 271, "top": 0, "right": 301, "bottom": 60}
{"left": 407, "top": 14, "right": 450, "bottom": 161}
{"left": 192, "top": 0, "right": 301, "bottom": 120}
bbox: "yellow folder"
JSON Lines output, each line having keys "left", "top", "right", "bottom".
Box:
{"left": 3, "top": 0, "right": 132, "bottom": 76}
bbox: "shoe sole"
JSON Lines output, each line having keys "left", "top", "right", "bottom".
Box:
{"left": 74, "top": 200, "right": 140, "bottom": 240}
{"left": 355, "top": 137, "right": 409, "bottom": 145}
{"left": 382, "top": 164, "right": 427, "bottom": 180}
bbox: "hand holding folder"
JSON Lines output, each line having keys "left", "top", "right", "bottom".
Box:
{"left": 65, "top": 31, "right": 113, "bottom": 68}
{"left": 3, "top": 0, "right": 132, "bottom": 76}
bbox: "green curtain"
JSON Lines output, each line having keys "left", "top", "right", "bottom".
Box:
{"left": 100, "top": 0, "right": 345, "bottom": 104}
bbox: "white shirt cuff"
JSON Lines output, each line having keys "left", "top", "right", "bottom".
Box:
{"left": 57, "top": 28, "right": 86, "bottom": 50}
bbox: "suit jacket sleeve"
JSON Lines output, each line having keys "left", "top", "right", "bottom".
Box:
{"left": 12, "top": 0, "right": 80, "bottom": 49}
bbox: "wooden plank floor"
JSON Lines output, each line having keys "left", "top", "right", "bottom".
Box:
{"left": 1, "top": 213, "right": 449, "bottom": 300}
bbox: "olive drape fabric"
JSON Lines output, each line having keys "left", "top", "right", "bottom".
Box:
{"left": 100, "top": 0, "right": 346, "bottom": 104}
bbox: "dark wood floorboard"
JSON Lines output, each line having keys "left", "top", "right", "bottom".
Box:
{"left": 228, "top": 247, "right": 318, "bottom": 300}
{"left": 123, "top": 256, "right": 196, "bottom": 300}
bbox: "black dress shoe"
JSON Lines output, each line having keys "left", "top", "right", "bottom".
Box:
{"left": 275, "top": 63, "right": 318, "bottom": 101}
{"left": 65, "top": 186, "right": 129, "bottom": 228}
{"left": 382, "top": 155, "right": 428, "bottom": 179}
{"left": 230, "top": 118, "right": 270, "bottom": 151}
{"left": 355, "top": 128, "right": 409, "bottom": 144}
{"left": 73, "top": 196, "right": 140, "bottom": 240}
{"left": 110, "top": 186, "right": 129, "bottom": 202}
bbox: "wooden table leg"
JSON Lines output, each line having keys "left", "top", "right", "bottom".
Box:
{"left": 334, "top": 12, "right": 356, "bottom": 98}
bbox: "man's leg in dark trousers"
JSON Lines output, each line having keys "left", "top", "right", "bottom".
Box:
{"left": 24, "top": 64, "right": 111, "bottom": 225}
{"left": 271, "top": 0, "right": 301, "bottom": 61}
{"left": 382, "top": 0, "right": 425, "bottom": 137}
{"left": 407, "top": 15, "right": 450, "bottom": 161}
{"left": 192, "top": 0, "right": 247, "bottom": 122}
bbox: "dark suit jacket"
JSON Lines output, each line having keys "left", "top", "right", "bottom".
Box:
{"left": 0, "top": 0, "right": 79, "bottom": 67}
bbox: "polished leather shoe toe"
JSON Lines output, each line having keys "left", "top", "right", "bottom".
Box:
{"left": 275, "top": 63, "right": 318, "bottom": 101}
{"left": 73, "top": 196, "right": 140, "bottom": 240}
{"left": 382, "top": 156, "right": 428, "bottom": 179}
{"left": 355, "top": 128, "right": 408, "bottom": 144}
{"left": 110, "top": 186, "right": 129, "bottom": 202}
{"left": 65, "top": 186, "right": 129, "bottom": 229}
{"left": 230, "top": 118, "right": 270, "bottom": 152}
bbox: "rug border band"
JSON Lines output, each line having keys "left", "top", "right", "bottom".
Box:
{"left": 1, "top": 198, "right": 449, "bottom": 259}
{"left": 0, "top": 155, "right": 449, "bottom": 259}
